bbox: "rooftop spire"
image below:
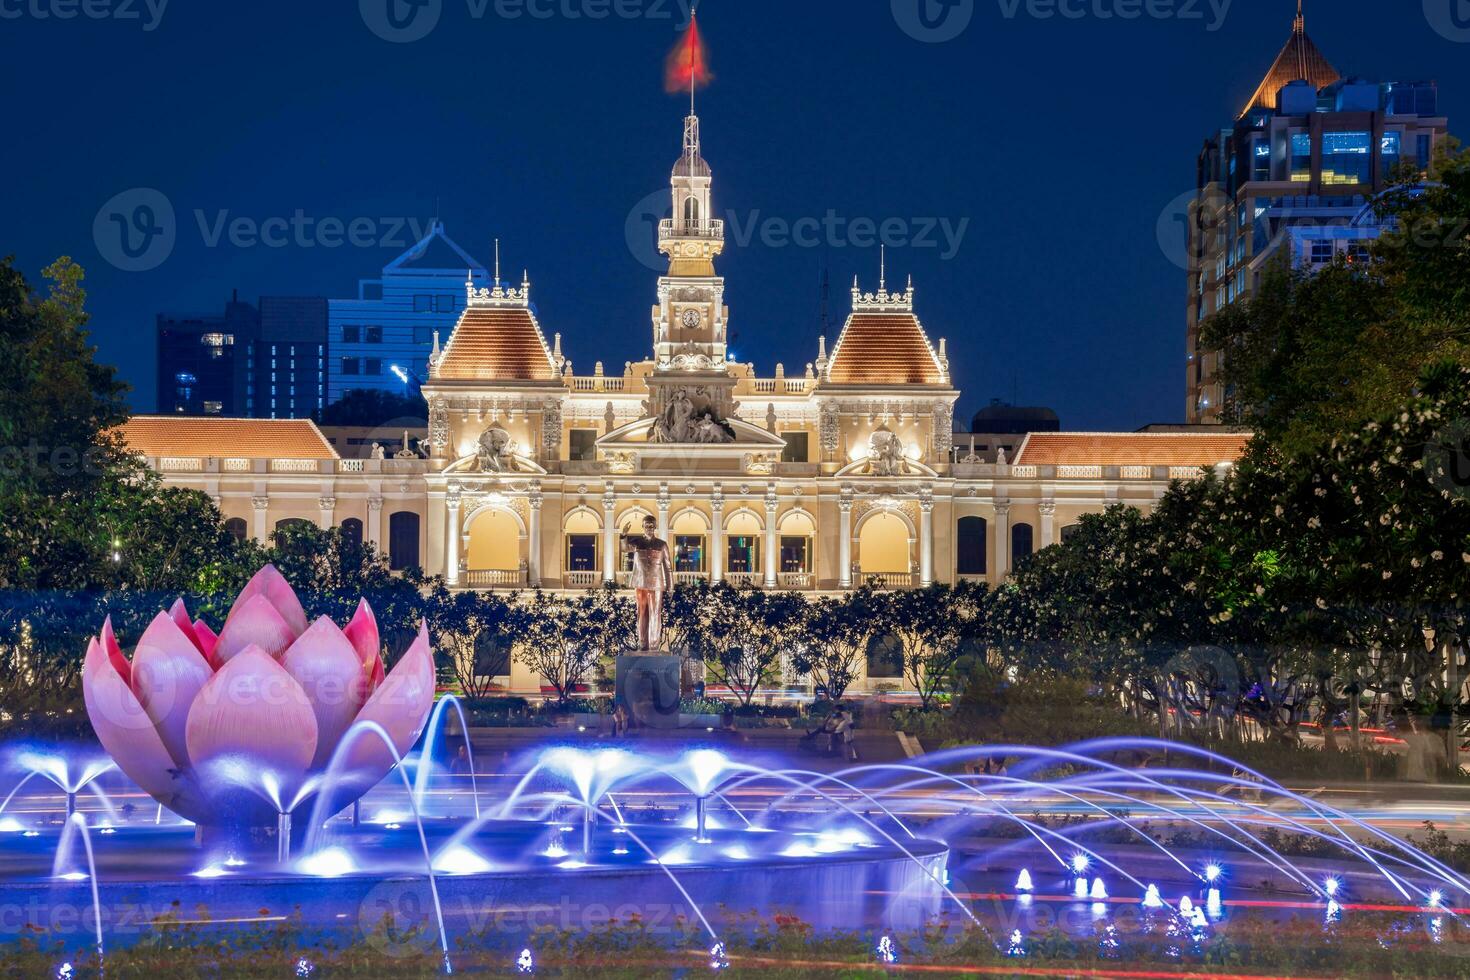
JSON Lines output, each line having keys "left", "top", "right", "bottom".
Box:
{"left": 1239, "top": 0, "right": 1338, "bottom": 118}
{"left": 1294, "top": 0, "right": 1304, "bottom": 35}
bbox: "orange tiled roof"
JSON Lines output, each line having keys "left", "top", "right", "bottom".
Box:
{"left": 826, "top": 312, "right": 946, "bottom": 386}
{"left": 436, "top": 307, "right": 559, "bottom": 383}
{"left": 119, "top": 417, "right": 338, "bottom": 459}
{"left": 1241, "top": 14, "right": 1338, "bottom": 117}
{"left": 1013, "top": 432, "right": 1251, "bottom": 468}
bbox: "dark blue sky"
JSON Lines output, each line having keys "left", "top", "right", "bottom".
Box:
{"left": 2, "top": 0, "right": 1466, "bottom": 428}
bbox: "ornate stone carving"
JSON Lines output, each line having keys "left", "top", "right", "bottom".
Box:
{"left": 819, "top": 403, "right": 840, "bottom": 455}
{"left": 476, "top": 427, "right": 517, "bottom": 473}
{"left": 742, "top": 453, "right": 777, "bottom": 476}
{"left": 649, "top": 385, "right": 735, "bottom": 445}
{"left": 869, "top": 427, "right": 908, "bottom": 477}
{"left": 933, "top": 403, "right": 954, "bottom": 456}
{"left": 607, "top": 452, "right": 638, "bottom": 475}
{"left": 251, "top": 495, "right": 269, "bottom": 511}
{"left": 428, "top": 397, "right": 450, "bottom": 458}
{"left": 542, "top": 398, "right": 563, "bottom": 456}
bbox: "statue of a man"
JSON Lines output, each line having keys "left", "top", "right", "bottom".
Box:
{"left": 621, "top": 515, "right": 674, "bottom": 651}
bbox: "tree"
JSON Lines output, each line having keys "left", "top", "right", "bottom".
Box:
{"left": 795, "top": 589, "right": 877, "bottom": 703}
{"left": 425, "top": 586, "right": 517, "bottom": 699}
{"left": 696, "top": 584, "right": 807, "bottom": 707}
{"left": 512, "top": 591, "right": 602, "bottom": 705}
{"left": 877, "top": 583, "right": 987, "bottom": 711}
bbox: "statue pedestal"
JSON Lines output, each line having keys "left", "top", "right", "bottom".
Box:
{"left": 615, "top": 655, "right": 683, "bottom": 730}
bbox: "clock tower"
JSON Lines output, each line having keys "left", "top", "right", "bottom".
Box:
{"left": 651, "top": 111, "right": 729, "bottom": 370}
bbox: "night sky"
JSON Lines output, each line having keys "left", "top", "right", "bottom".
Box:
{"left": 2, "top": 0, "right": 1466, "bottom": 428}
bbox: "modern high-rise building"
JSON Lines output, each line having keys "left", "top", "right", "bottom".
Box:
{"left": 327, "top": 222, "right": 489, "bottom": 404}
{"left": 156, "top": 294, "right": 327, "bottom": 418}
{"left": 1185, "top": 2, "right": 1450, "bottom": 423}
{"left": 256, "top": 296, "right": 328, "bottom": 419}
{"left": 156, "top": 293, "right": 260, "bottom": 415}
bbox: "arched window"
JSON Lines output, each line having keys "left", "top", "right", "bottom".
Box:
{"left": 865, "top": 633, "right": 902, "bottom": 680}
{"left": 778, "top": 511, "right": 816, "bottom": 575}
{"left": 273, "top": 518, "right": 313, "bottom": 554}
{"left": 1011, "top": 523, "right": 1034, "bottom": 563}
{"left": 1061, "top": 524, "right": 1082, "bottom": 544}
{"left": 466, "top": 510, "right": 520, "bottom": 572}
{"left": 341, "top": 518, "right": 364, "bottom": 549}
{"left": 564, "top": 509, "right": 601, "bottom": 573}
{"left": 389, "top": 512, "right": 421, "bottom": 571}
{"left": 224, "top": 517, "right": 248, "bottom": 544}
{"left": 725, "top": 511, "right": 762, "bottom": 575}
{"left": 683, "top": 195, "right": 701, "bottom": 225}
{"left": 671, "top": 510, "right": 709, "bottom": 574}
{"left": 956, "top": 516, "right": 987, "bottom": 575}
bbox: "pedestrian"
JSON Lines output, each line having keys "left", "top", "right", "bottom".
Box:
{"left": 450, "top": 744, "right": 471, "bottom": 775}
{"left": 836, "top": 709, "right": 858, "bottom": 762}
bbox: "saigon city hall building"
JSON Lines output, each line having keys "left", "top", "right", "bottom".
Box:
{"left": 122, "top": 110, "right": 1248, "bottom": 692}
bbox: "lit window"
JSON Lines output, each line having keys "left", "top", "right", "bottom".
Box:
{"left": 1381, "top": 132, "right": 1402, "bottom": 176}
{"left": 1290, "top": 133, "right": 1312, "bottom": 182}
{"left": 1321, "top": 132, "right": 1371, "bottom": 185}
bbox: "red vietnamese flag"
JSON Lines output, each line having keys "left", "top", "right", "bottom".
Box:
{"left": 665, "top": 14, "right": 713, "bottom": 95}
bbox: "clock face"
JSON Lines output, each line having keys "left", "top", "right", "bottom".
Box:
{"left": 680, "top": 309, "right": 702, "bottom": 329}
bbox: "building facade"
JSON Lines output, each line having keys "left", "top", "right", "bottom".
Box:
{"left": 1185, "top": 3, "right": 1450, "bottom": 422}
{"left": 156, "top": 293, "right": 327, "bottom": 419}
{"left": 126, "top": 108, "right": 1250, "bottom": 693}
{"left": 327, "top": 223, "right": 488, "bottom": 404}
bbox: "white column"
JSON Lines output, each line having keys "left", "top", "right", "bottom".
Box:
{"left": 251, "top": 495, "right": 269, "bottom": 544}
{"left": 657, "top": 484, "right": 671, "bottom": 542}
{"left": 1039, "top": 500, "right": 1057, "bottom": 550}
{"left": 993, "top": 503, "right": 1011, "bottom": 583}
{"left": 526, "top": 486, "right": 542, "bottom": 587}
{"left": 919, "top": 492, "right": 934, "bottom": 587}
{"left": 317, "top": 495, "right": 336, "bottom": 530}
{"left": 709, "top": 490, "right": 725, "bottom": 583}
{"left": 366, "top": 496, "right": 383, "bottom": 550}
{"left": 763, "top": 485, "right": 779, "bottom": 589}
{"left": 446, "top": 492, "right": 462, "bottom": 587}
{"left": 838, "top": 490, "right": 854, "bottom": 589}
{"left": 602, "top": 487, "right": 618, "bottom": 584}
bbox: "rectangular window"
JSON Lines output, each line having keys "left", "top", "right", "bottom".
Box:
{"left": 413, "top": 326, "right": 434, "bottom": 345}
{"left": 413, "top": 295, "right": 433, "bottom": 313}
{"left": 1321, "top": 132, "right": 1371, "bottom": 185}
{"left": 364, "top": 359, "right": 382, "bottom": 376}
{"left": 365, "top": 326, "right": 383, "bottom": 344}
{"left": 675, "top": 536, "right": 706, "bottom": 574}
{"left": 779, "top": 536, "right": 810, "bottom": 574}
{"left": 341, "top": 326, "right": 361, "bottom": 344}
{"left": 341, "top": 357, "right": 360, "bottom": 376}
{"left": 1252, "top": 139, "right": 1271, "bottom": 182}
{"left": 726, "top": 536, "right": 759, "bottom": 574}
{"left": 1290, "top": 133, "right": 1312, "bottom": 182}
{"left": 435, "top": 295, "right": 455, "bottom": 313}
{"left": 1418, "top": 134, "right": 1433, "bottom": 167}
{"left": 569, "top": 429, "right": 598, "bottom": 461}
{"left": 1310, "top": 240, "right": 1335, "bottom": 264}
{"left": 1381, "top": 132, "right": 1402, "bottom": 177}
{"left": 780, "top": 431, "right": 809, "bottom": 464}
{"left": 566, "top": 534, "right": 598, "bottom": 572}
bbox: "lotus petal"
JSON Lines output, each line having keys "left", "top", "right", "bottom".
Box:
{"left": 225, "top": 564, "right": 308, "bottom": 637}
{"left": 132, "top": 613, "right": 214, "bottom": 770}
{"left": 343, "top": 599, "right": 385, "bottom": 694}
{"left": 167, "top": 598, "right": 205, "bottom": 655}
{"left": 83, "top": 636, "right": 179, "bottom": 803}
{"left": 213, "top": 594, "right": 297, "bottom": 663}
{"left": 193, "top": 619, "right": 220, "bottom": 664}
{"left": 100, "top": 616, "right": 129, "bottom": 688}
{"left": 282, "top": 617, "right": 369, "bottom": 769}
{"left": 185, "top": 645, "right": 318, "bottom": 793}
{"left": 334, "top": 623, "right": 435, "bottom": 788}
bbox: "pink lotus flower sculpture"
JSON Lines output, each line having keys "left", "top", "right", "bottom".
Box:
{"left": 81, "top": 565, "right": 436, "bottom": 826}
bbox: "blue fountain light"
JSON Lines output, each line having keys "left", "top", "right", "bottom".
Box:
{"left": 709, "top": 941, "right": 729, "bottom": 970}
{"left": 1015, "top": 868, "right": 1033, "bottom": 892}
{"left": 1204, "top": 863, "right": 1222, "bottom": 884}
{"left": 516, "top": 948, "right": 535, "bottom": 974}
{"left": 1324, "top": 877, "right": 1340, "bottom": 898}
{"left": 294, "top": 958, "right": 316, "bottom": 978}
{"left": 1090, "top": 877, "right": 1107, "bottom": 900}
{"left": 1142, "top": 884, "right": 1164, "bottom": 909}
{"left": 876, "top": 935, "right": 898, "bottom": 964}
{"left": 1005, "top": 929, "right": 1026, "bottom": 957}
{"left": 1070, "top": 853, "right": 1089, "bottom": 875}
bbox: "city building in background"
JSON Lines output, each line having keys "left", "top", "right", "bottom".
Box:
{"left": 256, "top": 296, "right": 328, "bottom": 420}
{"left": 1185, "top": 2, "right": 1450, "bottom": 422}
{"left": 156, "top": 293, "right": 327, "bottom": 419}
{"left": 155, "top": 292, "right": 261, "bottom": 416}
{"left": 327, "top": 222, "right": 489, "bottom": 404}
